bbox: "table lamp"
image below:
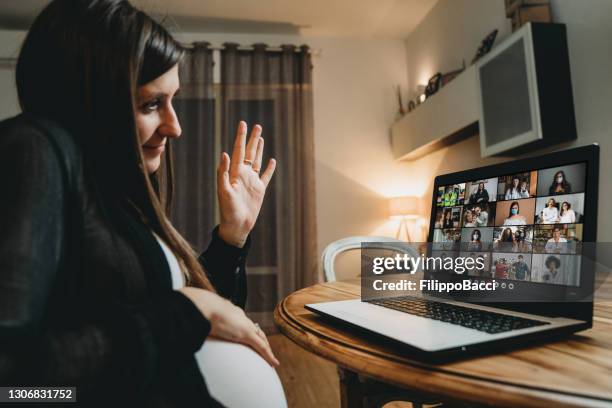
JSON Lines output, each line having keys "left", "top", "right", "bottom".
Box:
{"left": 388, "top": 196, "right": 421, "bottom": 242}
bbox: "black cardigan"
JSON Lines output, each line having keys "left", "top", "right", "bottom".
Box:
{"left": 0, "top": 114, "right": 249, "bottom": 407}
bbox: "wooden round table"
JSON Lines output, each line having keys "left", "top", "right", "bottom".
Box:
{"left": 274, "top": 279, "right": 612, "bottom": 408}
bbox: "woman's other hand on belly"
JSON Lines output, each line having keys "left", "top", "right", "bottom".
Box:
{"left": 178, "top": 287, "right": 280, "bottom": 367}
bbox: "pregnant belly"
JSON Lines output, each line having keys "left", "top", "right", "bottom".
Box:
{"left": 195, "top": 338, "right": 287, "bottom": 408}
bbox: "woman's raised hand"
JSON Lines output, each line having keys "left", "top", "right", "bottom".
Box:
{"left": 216, "top": 121, "right": 276, "bottom": 248}
{"left": 178, "top": 287, "right": 279, "bottom": 367}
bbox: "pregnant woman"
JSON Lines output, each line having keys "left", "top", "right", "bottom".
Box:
{"left": 0, "top": 0, "right": 285, "bottom": 406}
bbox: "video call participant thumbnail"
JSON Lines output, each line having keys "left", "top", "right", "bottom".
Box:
{"left": 462, "top": 202, "right": 495, "bottom": 227}
{"left": 434, "top": 206, "right": 463, "bottom": 229}
{"left": 536, "top": 163, "right": 586, "bottom": 196}
{"left": 436, "top": 183, "right": 465, "bottom": 207}
{"left": 491, "top": 253, "right": 532, "bottom": 281}
{"left": 465, "top": 178, "right": 498, "bottom": 204}
{"left": 433, "top": 228, "right": 461, "bottom": 251}
{"left": 535, "top": 193, "right": 584, "bottom": 224}
{"left": 460, "top": 227, "right": 493, "bottom": 252}
{"left": 497, "top": 171, "right": 537, "bottom": 201}
{"left": 533, "top": 224, "right": 582, "bottom": 254}
{"left": 531, "top": 254, "right": 581, "bottom": 286}
{"left": 492, "top": 226, "right": 533, "bottom": 253}
{"left": 461, "top": 252, "right": 492, "bottom": 278}
{"left": 494, "top": 198, "right": 536, "bottom": 226}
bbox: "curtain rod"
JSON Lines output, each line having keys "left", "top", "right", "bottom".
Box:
{"left": 0, "top": 57, "right": 16, "bottom": 67}
{"left": 185, "top": 44, "right": 322, "bottom": 56}
{"left": 0, "top": 45, "right": 321, "bottom": 66}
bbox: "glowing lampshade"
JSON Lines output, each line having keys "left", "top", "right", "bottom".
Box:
{"left": 388, "top": 196, "right": 421, "bottom": 219}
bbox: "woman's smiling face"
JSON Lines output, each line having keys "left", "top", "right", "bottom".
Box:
{"left": 135, "top": 64, "right": 182, "bottom": 174}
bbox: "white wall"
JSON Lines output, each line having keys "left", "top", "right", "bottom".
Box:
{"left": 403, "top": 0, "right": 612, "bottom": 242}
{"left": 0, "top": 30, "right": 25, "bottom": 119}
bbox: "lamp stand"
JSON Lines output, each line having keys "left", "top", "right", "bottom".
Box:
{"left": 395, "top": 217, "right": 412, "bottom": 242}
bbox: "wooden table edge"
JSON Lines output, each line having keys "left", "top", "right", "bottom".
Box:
{"left": 274, "top": 285, "right": 612, "bottom": 408}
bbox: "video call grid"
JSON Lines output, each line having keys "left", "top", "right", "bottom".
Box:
{"left": 431, "top": 162, "right": 587, "bottom": 287}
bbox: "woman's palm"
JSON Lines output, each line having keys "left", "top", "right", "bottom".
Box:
{"left": 217, "top": 122, "right": 276, "bottom": 247}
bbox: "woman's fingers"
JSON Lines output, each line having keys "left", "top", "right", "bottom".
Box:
{"left": 260, "top": 158, "right": 277, "bottom": 188}
{"left": 229, "top": 121, "right": 275, "bottom": 184}
{"left": 252, "top": 138, "right": 264, "bottom": 173}
{"left": 231, "top": 121, "right": 247, "bottom": 172}
{"left": 217, "top": 152, "right": 232, "bottom": 191}
{"left": 255, "top": 324, "right": 270, "bottom": 346}
{"left": 244, "top": 330, "right": 280, "bottom": 367}
{"left": 245, "top": 124, "right": 262, "bottom": 163}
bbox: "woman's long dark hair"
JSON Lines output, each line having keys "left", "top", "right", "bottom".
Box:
{"left": 550, "top": 170, "right": 571, "bottom": 192}
{"left": 16, "top": 0, "right": 214, "bottom": 290}
{"left": 500, "top": 228, "right": 514, "bottom": 242}
{"left": 560, "top": 201, "right": 571, "bottom": 215}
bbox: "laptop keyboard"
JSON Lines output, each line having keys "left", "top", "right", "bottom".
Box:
{"left": 367, "top": 297, "right": 549, "bottom": 334}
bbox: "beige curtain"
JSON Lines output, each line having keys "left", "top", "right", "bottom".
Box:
{"left": 220, "top": 43, "right": 317, "bottom": 330}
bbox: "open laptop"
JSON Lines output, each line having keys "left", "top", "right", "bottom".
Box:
{"left": 306, "top": 144, "right": 599, "bottom": 362}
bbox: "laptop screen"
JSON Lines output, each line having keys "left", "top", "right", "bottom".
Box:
{"left": 425, "top": 146, "right": 598, "bottom": 310}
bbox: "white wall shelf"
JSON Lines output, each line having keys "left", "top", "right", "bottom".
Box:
{"left": 391, "top": 65, "right": 480, "bottom": 161}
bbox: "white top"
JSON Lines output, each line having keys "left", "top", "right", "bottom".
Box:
{"left": 153, "top": 232, "right": 185, "bottom": 290}
{"left": 545, "top": 237, "right": 569, "bottom": 253}
{"left": 541, "top": 269, "right": 568, "bottom": 285}
{"left": 542, "top": 206, "right": 559, "bottom": 224}
{"left": 505, "top": 188, "right": 529, "bottom": 200}
{"left": 559, "top": 209, "right": 576, "bottom": 223}
{"left": 475, "top": 211, "right": 488, "bottom": 227}
{"left": 503, "top": 216, "right": 526, "bottom": 226}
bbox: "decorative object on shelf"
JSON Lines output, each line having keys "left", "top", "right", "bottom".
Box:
{"left": 424, "top": 72, "right": 442, "bottom": 98}
{"left": 441, "top": 60, "right": 466, "bottom": 87}
{"left": 505, "top": 0, "right": 552, "bottom": 32}
{"left": 471, "top": 29, "right": 498, "bottom": 64}
{"left": 411, "top": 85, "right": 423, "bottom": 107}
{"left": 401, "top": 61, "right": 466, "bottom": 116}
{"left": 475, "top": 23, "right": 576, "bottom": 157}
{"left": 407, "top": 100, "right": 416, "bottom": 112}
{"left": 389, "top": 196, "right": 421, "bottom": 242}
